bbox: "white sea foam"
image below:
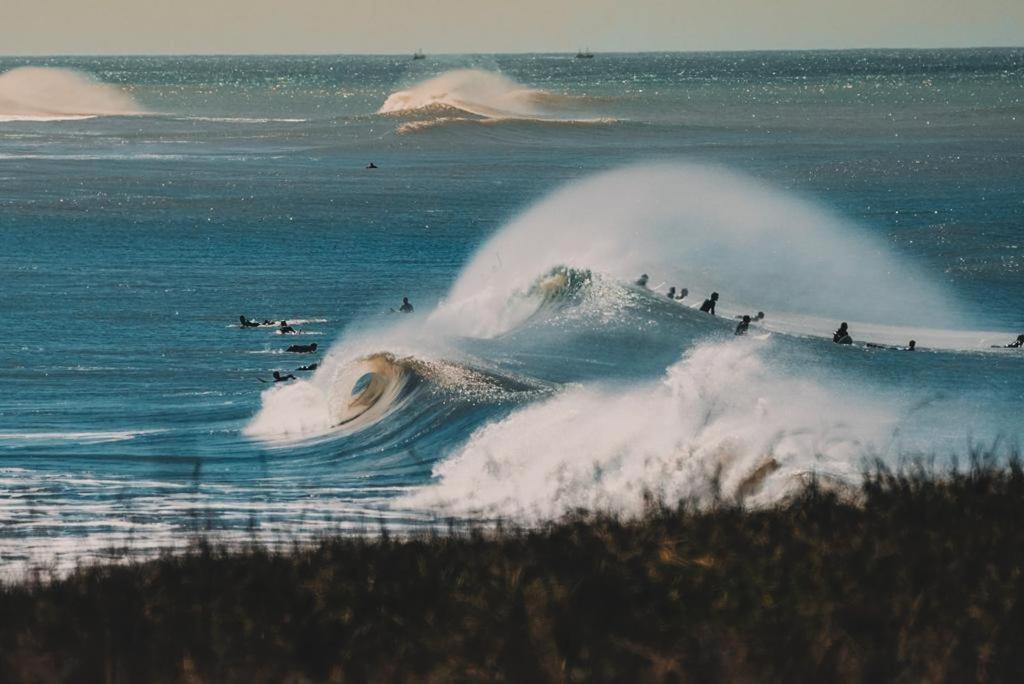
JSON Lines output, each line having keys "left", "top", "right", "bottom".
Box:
{"left": 401, "top": 338, "right": 896, "bottom": 520}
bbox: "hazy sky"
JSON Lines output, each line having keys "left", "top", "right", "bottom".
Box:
{"left": 4, "top": 0, "right": 1023, "bottom": 55}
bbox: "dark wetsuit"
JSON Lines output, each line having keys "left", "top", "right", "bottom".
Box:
{"left": 399, "top": 302, "right": 414, "bottom": 313}
{"left": 297, "top": 363, "right": 318, "bottom": 372}
{"left": 833, "top": 327, "right": 853, "bottom": 345}
{"left": 273, "top": 373, "right": 296, "bottom": 382}
{"left": 287, "top": 344, "right": 317, "bottom": 353}
{"left": 700, "top": 299, "right": 716, "bottom": 315}
{"left": 735, "top": 319, "right": 750, "bottom": 335}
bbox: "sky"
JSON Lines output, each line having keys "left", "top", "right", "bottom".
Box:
{"left": 3, "top": 0, "right": 1023, "bottom": 55}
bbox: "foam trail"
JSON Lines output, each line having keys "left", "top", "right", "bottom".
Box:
{"left": 379, "top": 69, "right": 575, "bottom": 120}
{"left": 0, "top": 67, "right": 143, "bottom": 122}
{"left": 429, "top": 163, "right": 968, "bottom": 337}
{"left": 401, "top": 339, "right": 896, "bottom": 520}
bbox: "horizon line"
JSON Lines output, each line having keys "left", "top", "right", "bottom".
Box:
{"left": 1, "top": 45, "right": 1022, "bottom": 59}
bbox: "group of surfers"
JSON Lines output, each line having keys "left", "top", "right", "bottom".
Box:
{"left": 635, "top": 274, "right": 1023, "bottom": 351}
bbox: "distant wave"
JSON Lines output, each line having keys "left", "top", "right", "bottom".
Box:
{"left": 379, "top": 69, "right": 609, "bottom": 132}
{"left": 0, "top": 67, "right": 144, "bottom": 122}
{"left": 0, "top": 430, "right": 165, "bottom": 444}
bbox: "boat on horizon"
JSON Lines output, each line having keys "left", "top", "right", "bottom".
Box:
{"left": 575, "top": 48, "right": 594, "bottom": 59}
{"left": 413, "top": 50, "right": 426, "bottom": 60}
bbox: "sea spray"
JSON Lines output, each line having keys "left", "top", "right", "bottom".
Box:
{"left": 0, "top": 67, "right": 143, "bottom": 121}
{"left": 430, "top": 163, "right": 968, "bottom": 336}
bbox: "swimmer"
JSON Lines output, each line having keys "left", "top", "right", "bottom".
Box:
{"left": 667, "top": 286, "right": 676, "bottom": 299}
{"left": 239, "top": 315, "right": 260, "bottom": 328}
{"left": 735, "top": 315, "right": 751, "bottom": 336}
{"left": 699, "top": 292, "right": 719, "bottom": 315}
{"left": 272, "top": 371, "right": 296, "bottom": 382}
{"left": 398, "top": 297, "right": 414, "bottom": 313}
{"left": 286, "top": 343, "right": 318, "bottom": 353}
{"left": 635, "top": 274, "right": 649, "bottom": 288}
{"left": 296, "top": 363, "right": 318, "bottom": 372}
{"left": 279, "top": 320, "right": 296, "bottom": 334}
{"left": 906, "top": 340, "right": 916, "bottom": 351}
{"left": 675, "top": 288, "right": 688, "bottom": 301}
{"left": 367, "top": 162, "right": 378, "bottom": 169}
{"left": 833, "top": 322, "right": 853, "bottom": 345}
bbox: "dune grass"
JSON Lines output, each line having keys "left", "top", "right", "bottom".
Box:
{"left": 2, "top": 457, "right": 1024, "bottom": 682}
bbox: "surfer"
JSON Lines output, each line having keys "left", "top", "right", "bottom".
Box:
{"left": 366, "top": 162, "right": 378, "bottom": 169}
{"left": 635, "top": 274, "right": 649, "bottom": 288}
{"left": 675, "top": 287, "right": 688, "bottom": 301}
{"left": 994, "top": 334, "right": 1024, "bottom": 348}
{"left": 296, "top": 363, "right": 318, "bottom": 372}
{"left": 666, "top": 286, "right": 676, "bottom": 299}
{"left": 906, "top": 340, "right": 916, "bottom": 351}
{"left": 279, "top": 321, "right": 296, "bottom": 334}
{"left": 833, "top": 322, "right": 853, "bottom": 345}
{"left": 699, "top": 292, "right": 719, "bottom": 315}
{"left": 398, "top": 297, "right": 414, "bottom": 313}
{"left": 262, "top": 319, "right": 276, "bottom": 325}
{"left": 272, "top": 371, "right": 296, "bottom": 382}
{"left": 286, "top": 343, "right": 318, "bottom": 353}
{"left": 239, "top": 315, "right": 260, "bottom": 328}
{"left": 735, "top": 315, "right": 751, "bottom": 336}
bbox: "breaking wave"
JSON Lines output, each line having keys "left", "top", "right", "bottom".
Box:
{"left": 0, "top": 67, "right": 144, "bottom": 122}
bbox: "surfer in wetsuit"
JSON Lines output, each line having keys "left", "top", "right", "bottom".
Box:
{"left": 700, "top": 292, "right": 719, "bottom": 315}
{"left": 675, "top": 287, "right": 688, "bottom": 301}
{"left": 735, "top": 315, "right": 751, "bottom": 336}
{"left": 906, "top": 340, "right": 916, "bottom": 351}
{"left": 635, "top": 273, "right": 649, "bottom": 288}
{"left": 667, "top": 286, "right": 676, "bottom": 299}
{"left": 287, "top": 342, "right": 318, "bottom": 353}
{"left": 398, "top": 297, "right": 414, "bottom": 313}
{"left": 297, "top": 363, "right": 318, "bottom": 372}
{"left": 272, "top": 371, "right": 296, "bottom": 382}
{"left": 833, "top": 322, "right": 853, "bottom": 345}
{"left": 995, "top": 334, "right": 1024, "bottom": 348}
{"left": 239, "top": 315, "right": 260, "bottom": 328}
{"left": 735, "top": 311, "right": 765, "bottom": 323}
{"left": 279, "top": 320, "right": 296, "bottom": 334}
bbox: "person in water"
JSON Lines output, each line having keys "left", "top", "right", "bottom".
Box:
{"left": 906, "top": 340, "right": 916, "bottom": 351}
{"left": 833, "top": 322, "right": 853, "bottom": 345}
{"left": 262, "top": 319, "right": 275, "bottom": 325}
{"left": 675, "top": 287, "right": 688, "bottom": 301}
{"left": 398, "top": 297, "right": 414, "bottom": 313}
{"left": 272, "top": 371, "right": 296, "bottom": 382}
{"left": 286, "top": 342, "right": 318, "bottom": 353}
{"left": 997, "top": 334, "right": 1024, "bottom": 348}
{"left": 279, "top": 320, "right": 296, "bottom": 334}
{"left": 735, "top": 315, "right": 751, "bottom": 336}
{"left": 666, "top": 286, "right": 676, "bottom": 299}
{"left": 296, "top": 363, "right": 318, "bottom": 372}
{"left": 239, "top": 315, "right": 260, "bottom": 328}
{"left": 699, "top": 292, "right": 719, "bottom": 315}
{"left": 635, "top": 274, "right": 649, "bottom": 288}
{"left": 366, "top": 162, "right": 378, "bottom": 169}
{"left": 735, "top": 311, "right": 765, "bottom": 322}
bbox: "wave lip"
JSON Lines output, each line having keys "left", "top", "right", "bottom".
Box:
{"left": 0, "top": 67, "right": 144, "bottom": 122}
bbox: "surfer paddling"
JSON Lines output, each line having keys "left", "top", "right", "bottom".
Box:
{"left": 278, "top": 320, "right": 296, "bottom": 334}
{"left": 239, "top": 315, "right": 260, "bottom": 328}
{"left": 286, "top": 343, "right": 318, "bottom": 353}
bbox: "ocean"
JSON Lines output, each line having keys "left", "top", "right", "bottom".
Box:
{"left": 0, "top": 50, "right": 1021, "bottom": 573}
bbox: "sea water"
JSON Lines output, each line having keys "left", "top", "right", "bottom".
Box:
{"left": 0, "top": 51, "right": 1021, "bottom": 573}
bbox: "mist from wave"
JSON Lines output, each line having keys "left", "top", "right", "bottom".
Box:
{"left": 0, "top": 67, "right": 144, "bottom": 122}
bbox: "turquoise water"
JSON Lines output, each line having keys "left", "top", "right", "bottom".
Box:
{"left": 0, "top": 51, "right": 1021, "bottom": 572}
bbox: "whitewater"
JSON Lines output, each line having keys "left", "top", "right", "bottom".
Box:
{"left": 0, "top": 51, "right": 1021, "bottom": 574}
